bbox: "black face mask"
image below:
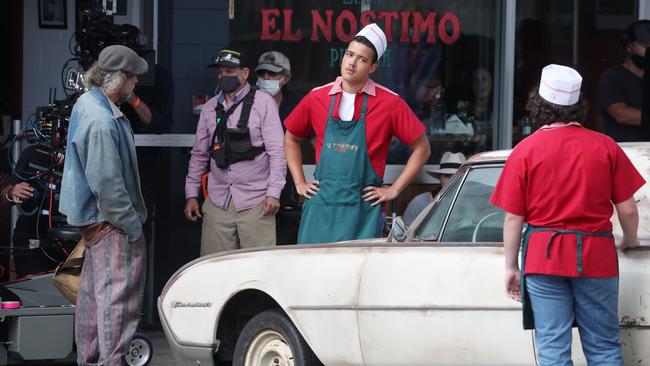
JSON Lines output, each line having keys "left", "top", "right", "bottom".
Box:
{"left": 218, "top": 75, "right": 241, "bottom": 93}
{"left": 630, "top": 53, "right": 646, "bottom": 69}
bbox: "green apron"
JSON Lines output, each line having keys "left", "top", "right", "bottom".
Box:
{"left": 520, "top": 225, "right": 613, "bottom": 329}
{"left": 297, "top": 93, "right": 383, "bottom": 244}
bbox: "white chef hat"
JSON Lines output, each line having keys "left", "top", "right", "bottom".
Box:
{"left": 538, "top": 64, "right": 582, "bottom": 106}
{"left": 355, "top": 23, "right": 387, "bottom": 60}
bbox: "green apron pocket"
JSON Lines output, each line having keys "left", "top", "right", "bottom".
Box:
{"left": 316, "top": 177, "right": 362, "bottom": 205}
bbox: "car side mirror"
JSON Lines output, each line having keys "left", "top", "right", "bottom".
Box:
{"left": 389, "top": 216, "right": 408, "bottom": 243}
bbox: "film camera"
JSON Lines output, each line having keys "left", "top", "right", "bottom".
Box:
{"left": 75, "top": 9, "right": 143, "bottom": 70}
{"left": 67, "top": 9, "right": 155, "bottom": 88}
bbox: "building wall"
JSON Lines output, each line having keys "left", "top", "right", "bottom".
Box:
{"left": 21, "top": 0, "right": 76, "bottom": 120}
{"left": 22, "top": 0, "right": 142, "bottom": 121}
{"left": 168, "top": 0, "right": 229, "bottom": 134}
{"left": 147, "top": 0, "right": 230, "bottom": 323}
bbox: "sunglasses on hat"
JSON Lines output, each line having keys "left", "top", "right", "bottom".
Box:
{"left": 210, "top": 49, "right": 242, "bottom": 68}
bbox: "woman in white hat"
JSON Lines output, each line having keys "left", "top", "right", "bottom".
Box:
{"left": 491, "top": 64, "right": 644, "bottom": 365}
{"left": 402, "top": 151, "right": 465, "bottom": 225}
{"left": 284, "top": 23, "right": 430, "bottom": 244}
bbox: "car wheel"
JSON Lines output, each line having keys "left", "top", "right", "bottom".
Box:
{"left": 233, "top": 309, "right": 321, "bottom": 366}
{"left": 124, "top": 332, "right": 153, "bottom": 366}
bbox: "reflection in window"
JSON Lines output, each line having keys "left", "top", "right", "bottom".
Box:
{"left": 376, "top": 1, "right": 498, "bottom": 165}
{"left": 230, "top": 1, "right": 500, "bottom": 166}
{"left": 441, "top": 167, "right": 504, "bottom": 242}
{"left": 513, "top": 0, "right": 638, "bottom": 144}
{"left": 414, "top": 169, "right": 465, "bottom": 240}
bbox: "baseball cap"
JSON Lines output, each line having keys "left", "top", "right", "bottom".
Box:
{"left": 625, "top": 20, "right": 650, "bottom": 44}
{"left": 254, "top": 51, "right": 291, "bottom": 74}
{"left": 97, "top": 45, "right": 149, "bottom": 75}
{"left": 208, "top": 48, "right": 245, "bottom": 68}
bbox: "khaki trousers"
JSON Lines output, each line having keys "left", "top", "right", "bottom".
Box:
{"left": 201, "top": 198, "right": 276, "bottom": 256}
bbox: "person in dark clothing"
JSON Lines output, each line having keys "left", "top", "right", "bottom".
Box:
{"left": 121, "top": 63, "right": 175, "bottom": 250}
{"left": 0, "top": 148, "right": 13, "bottom": 281}
{"left": 598, "top": 20, "right": 650, "bottom": 142}
{"left": 254, "top": 51, "right": 303, "bottom": 244}
{"left": 1, "top": 146, "right": 63, "bottom": 279}
{"left": 123, "top": 64, "right": 175, "bottom": 135}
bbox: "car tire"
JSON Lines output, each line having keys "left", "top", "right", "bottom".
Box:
{"left": 233, "top": 309, "right": 321, "bottom": 366}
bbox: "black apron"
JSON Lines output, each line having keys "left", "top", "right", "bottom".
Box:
{"left": 520, "top": 225, "right": 614, "bottom": 329}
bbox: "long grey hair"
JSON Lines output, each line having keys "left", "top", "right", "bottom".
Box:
{"left": 83, "top": 64, "right": 130, "bottom": 95}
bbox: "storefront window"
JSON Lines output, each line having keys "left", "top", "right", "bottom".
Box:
{"left": 229, "top": 0, "right": 500, "bottom": 164}
{"left": 514, "top": 0, "right": 638, "bottom": 144}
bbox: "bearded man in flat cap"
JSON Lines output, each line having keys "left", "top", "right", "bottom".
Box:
{"left": 60, "top": 44, "right": 149, "bottom": 365}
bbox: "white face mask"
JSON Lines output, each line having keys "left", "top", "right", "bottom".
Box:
{"left": 256, "top": 78, "right": 282, "bottom": 96}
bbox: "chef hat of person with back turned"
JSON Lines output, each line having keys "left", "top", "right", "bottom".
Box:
{"left": 538, "top": 64, "right": 582, "bottom": 106}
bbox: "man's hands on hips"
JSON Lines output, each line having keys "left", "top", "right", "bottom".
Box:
{"left": 363, "top": 185, "right": 399, "bottom": 206}
{"left": 296, "top": 181, "right": 319, "bottom": 199}
{"left": 262, "top": 197, "right": 280, "bottom": 216}
{"left": 184, "top": 198, "right": 202, "bottom": 222}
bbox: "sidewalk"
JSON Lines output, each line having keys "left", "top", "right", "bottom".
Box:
{"left": 144, "top": 330, "right": 176, "bottom": 366}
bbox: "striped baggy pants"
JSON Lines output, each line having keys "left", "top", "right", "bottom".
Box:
{"left": 75, "top": 230, "right": 146, "bottom": 366}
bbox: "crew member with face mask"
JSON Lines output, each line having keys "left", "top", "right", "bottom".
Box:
{"left": 255, "top": 51, "right": 304, "bottom": 244}
{"left": 284, "top": 24, "right": 431, "bottom": 244}
{"left": 184, "top": 48, "right": 286, "bottom": 255}
{"left": 598, "top": 19, "right": 650, "bottom": 142}
{"left": 255, "top": 51, "right": 302, "bottom": 121}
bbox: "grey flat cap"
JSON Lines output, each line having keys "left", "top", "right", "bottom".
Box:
{"left": 97, "top": 45, "right": 148, "bottom": 75}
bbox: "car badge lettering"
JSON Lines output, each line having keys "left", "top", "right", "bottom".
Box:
{"left": 172, "top": 301, "right": 213, "bottom": 309}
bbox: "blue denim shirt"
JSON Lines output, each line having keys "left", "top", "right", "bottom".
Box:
{"left": 60, "top": 86, "right": 147, "bottom": 242}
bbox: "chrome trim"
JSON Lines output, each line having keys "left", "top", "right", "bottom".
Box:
{"left": 133, "top": 134, "right": 443, "bottom": 184}
{"left": 289, "top": 305, "right": 520, "bottom": 312}
{"left": 161, "top": 242, "right": 507, "bottom": 297}
{"left": 134, "top": 133, "right": 195, "bottom": 147}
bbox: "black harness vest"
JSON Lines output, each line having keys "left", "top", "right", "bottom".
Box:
{"left": 210, "top": 88, "right": 265, "bottom": 169}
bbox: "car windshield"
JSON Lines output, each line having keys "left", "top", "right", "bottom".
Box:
{"left": 414, "top": 165, "right": 505, "bottom": 242}
{"left": 413, "top": 169, "right": 466, "bottom": 240}
{"left": 441, "top": 166, "right": 504, "bottom": 242}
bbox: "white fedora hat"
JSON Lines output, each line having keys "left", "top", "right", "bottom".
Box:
{"left": 427, "top": 152, "right": 466, "bottom": 177}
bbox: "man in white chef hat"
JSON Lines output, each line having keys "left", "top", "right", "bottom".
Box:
{"left": 491, "top": 64, "right": 644, "bottom": 364}
{"left": 284, "top": 23, "right": 430, "bottom": 243}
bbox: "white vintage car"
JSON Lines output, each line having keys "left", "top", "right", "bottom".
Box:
{"left": 158, "top": 142, "right": 650, "bottom": 366}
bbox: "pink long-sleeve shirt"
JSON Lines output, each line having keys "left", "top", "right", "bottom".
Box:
{"left": 185, "top": 83, "right": 286, "bottom": 211}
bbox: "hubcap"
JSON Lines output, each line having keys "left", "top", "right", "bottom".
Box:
{"left": 244, "top": 329, "right": 294, "bottom": 366}
{"left": 125, "top": 338, "right": 151, "bottom": 366}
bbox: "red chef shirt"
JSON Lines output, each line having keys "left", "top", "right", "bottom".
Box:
{"left": 490, "top": 123, "right": 645, "bottom": 277}
{"left": 284, "top": 77, "right": 425, "bottom": 179}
